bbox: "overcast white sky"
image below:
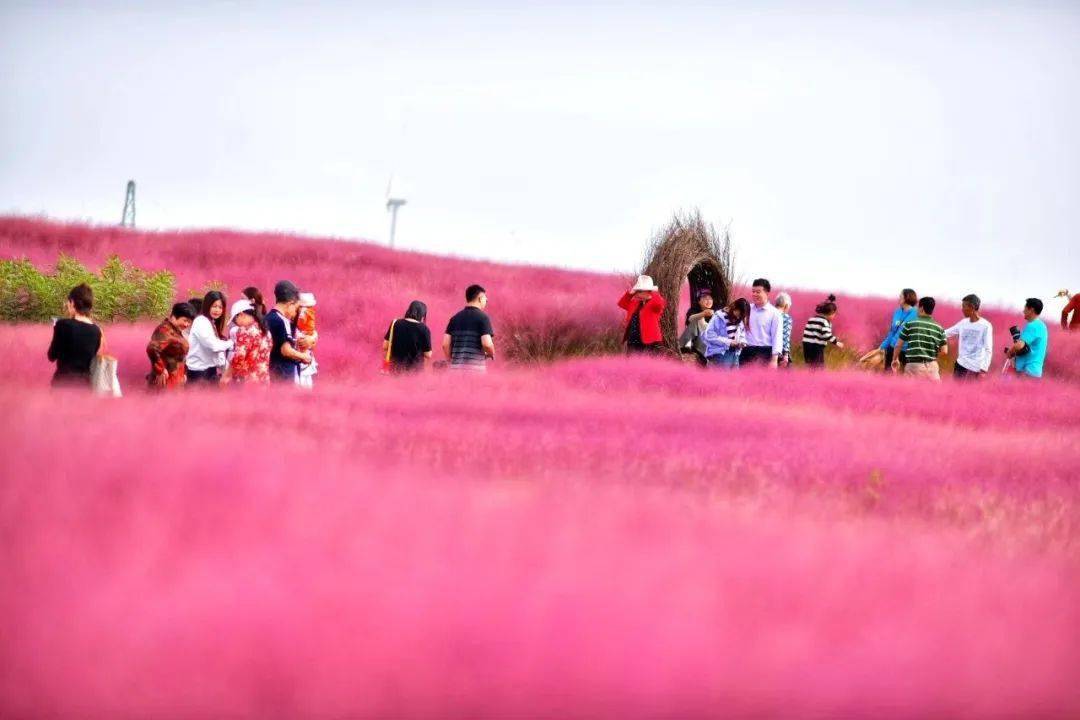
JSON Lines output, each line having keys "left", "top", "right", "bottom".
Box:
{"left": 2, "top": 0, "right": 1078, "bottom": 304}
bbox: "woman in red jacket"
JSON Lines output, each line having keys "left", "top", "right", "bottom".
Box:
{"left": 618, "top": 275, "right": 666, "bottom": 354}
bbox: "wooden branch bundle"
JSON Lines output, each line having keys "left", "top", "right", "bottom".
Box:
{"left": 641, "top": 209, "right": 735, "bottom": 353}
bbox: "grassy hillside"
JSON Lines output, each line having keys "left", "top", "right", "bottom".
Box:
{"left": 2, "top": 216, "right": 1078, "bottom": 717}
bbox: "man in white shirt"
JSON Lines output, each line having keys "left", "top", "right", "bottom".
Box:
{"left": 742, "top": 278, "right": 784, "bottom": 368}
{"left": 944, "top": 293, "right": 993, "bottom": 380}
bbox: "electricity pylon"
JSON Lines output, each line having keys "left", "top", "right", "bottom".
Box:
{"left": 120, "top": 180, "right": 136, "bottom": 227}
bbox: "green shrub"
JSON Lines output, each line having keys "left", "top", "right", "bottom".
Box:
{"left": 0, "top": 254, "right": 175, "bottom": 323}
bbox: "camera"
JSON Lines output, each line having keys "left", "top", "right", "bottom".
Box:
{"left": 1009, "top": 325, "right": 1021, "bottom": 342}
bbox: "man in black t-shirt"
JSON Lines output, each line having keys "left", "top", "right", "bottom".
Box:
{"left": 443, "top": 284, "right": 495, "bottom": 370}
{"left": 266, "top": 280, "right": 313, "bottom": 383}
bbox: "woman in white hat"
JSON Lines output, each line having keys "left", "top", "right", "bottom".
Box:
{"left": 618, "top": 275, "right": 667, "bottom": 354}
{"left": 221, "top": 298, "right": 271, "bottom": 385}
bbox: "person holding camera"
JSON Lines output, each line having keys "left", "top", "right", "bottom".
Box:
{"left": 679, "top": 289, "right": 715, "bottom": 366}
{"left": 619, "top": 275, "right": 666, "bottom": 355}
{"left": 1006, "top": 298, "right": 1049, "bottom": 379}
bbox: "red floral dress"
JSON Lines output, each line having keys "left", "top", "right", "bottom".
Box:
{"left": 229, "top": 325, "right": 271, "bottom": 383}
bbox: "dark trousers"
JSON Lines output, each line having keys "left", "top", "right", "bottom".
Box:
{"left": 626, "top": 343, "right": 663, "bottom": 355}
{"left": 802, "top": 342, "right": 826, "bottom": 367}
{"left": 186, "top": 367, "right": 219, "bottom": 384}
{"left": 883, "top": 347, "right": 907, "bottom": 371}
{"left": 740, "top": 346, "right": 774, "bottom": 365}
{"left": 953, "top": 363, "right": 982, "bottom": 380}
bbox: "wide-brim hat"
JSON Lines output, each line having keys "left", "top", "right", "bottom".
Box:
{"left": 298, "top": 292, "right": 317, "bottom": 308}
{"left": 631, "top": 274, "right": 659, "bottom": 293}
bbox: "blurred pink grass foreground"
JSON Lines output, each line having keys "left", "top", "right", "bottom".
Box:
{"left": 2, "top": 217, "right": 1080, "bottom": 717}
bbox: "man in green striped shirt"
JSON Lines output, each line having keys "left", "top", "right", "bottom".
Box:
{"left": 893, "top": 297, "right": 947, "bottom": 381}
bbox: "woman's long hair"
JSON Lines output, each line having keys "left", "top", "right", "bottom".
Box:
{"left": 727, "top": 298, "right": 751, "bottom": 327}
{"left": 243, "top": 286, "right": 267, "bottom": 317}
{"left": 201, "top": 290, "right": 228, "bottom": 339}
{"left": 242, "top": 308, "right": 268, "bottom": 335}
{"left": 404, "top": 300, "right": 427, "bottom": 323}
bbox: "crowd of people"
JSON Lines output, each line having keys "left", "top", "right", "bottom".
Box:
{"left": 143, "top": 280, "right": 318, "bottom": 389}
{"left": 46, "top": 281, "right": 498, "bottom": 389}
{"left": 43, "top": 274, "right": 1071, "bottom": 389}
{"left": 622, "top": 275, "right": 1065, "bottom": 381}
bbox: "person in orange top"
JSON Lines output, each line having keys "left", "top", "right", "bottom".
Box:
{"left": 1060, "top": 290, "right": 1080, "bottom": 331}
{"left": 296, "top": 292, "right": 319, "bottom": 387}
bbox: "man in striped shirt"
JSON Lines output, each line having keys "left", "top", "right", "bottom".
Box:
{"left": 894, "top": 296, "right": 947, "bottom": 380}
{"left": 443, "top": 284, "right": 495, "bottom": 370}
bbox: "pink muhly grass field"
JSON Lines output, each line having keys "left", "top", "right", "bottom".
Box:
{"left": 4, "top": 215, "right": 1076, "bottom": 377}
{"left": 2, "top": 365, "right": 1080, "bottom": 717}
{"left": 2, "top": 216, "right": 1080, "bottom": 717}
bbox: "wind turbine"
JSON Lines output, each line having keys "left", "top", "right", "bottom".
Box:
{"left": 385, "top": 175, "right": 407, "bottom": 249}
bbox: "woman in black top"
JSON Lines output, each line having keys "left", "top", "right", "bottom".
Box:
{"left": 383, "top": 300, "right": 433, "bottom": 372}
{"left": 47, "top": 283, "right": 103, "bottom": 387}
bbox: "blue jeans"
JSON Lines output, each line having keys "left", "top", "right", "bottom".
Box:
{"left": 708, "top": 352, "right": 740, "bottom": 369}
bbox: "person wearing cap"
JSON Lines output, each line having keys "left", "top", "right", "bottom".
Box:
{"left": 944, "top": 294, "right": 993, "bottom": 380}
{"left": 221, "top": 298, "right": 271, "bottom": 385}
{"left": 266, "top": 280, "right": 313, "bottom": 384}
{"left": 678, "top": 289, "right": 715, "bottom": 366}
{"left": 619, "top": 275, "right": 666, "bottom": 354}
{"left": 296, "top": 292, "right": 319, "bottom": 388}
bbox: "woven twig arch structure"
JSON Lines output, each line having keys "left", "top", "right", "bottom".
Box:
{"left": 641, "top": 210, "right": 735, "bottom": 353}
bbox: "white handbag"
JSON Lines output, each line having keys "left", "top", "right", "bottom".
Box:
{"left": 90, "top": 354, "right": 123, "bottom": 398}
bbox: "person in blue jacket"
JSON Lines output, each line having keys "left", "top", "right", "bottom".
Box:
{"left": 881, "top": 288, "right": 919, "bottom": 372}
